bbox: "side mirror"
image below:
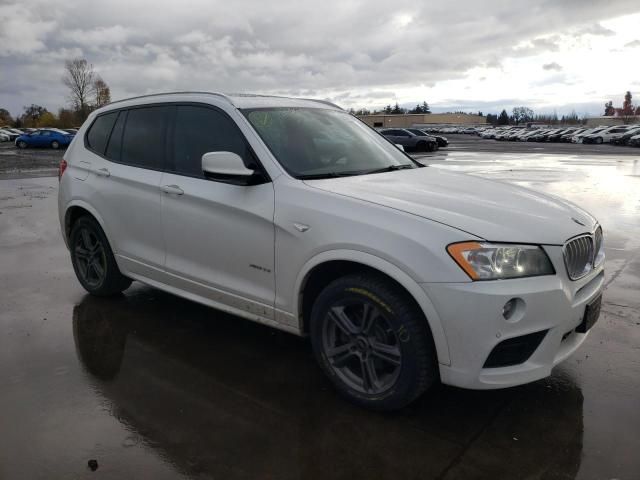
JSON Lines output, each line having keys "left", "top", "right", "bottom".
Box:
{"left": 201, "top": 151, "right": 255, "bottom": 179}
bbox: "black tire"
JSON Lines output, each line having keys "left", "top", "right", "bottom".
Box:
{"left": 51, "top": 140, "right": 60, "bottom": 149}
{"left": 70, "top": 216, "right": 132, "bottom": 296}
{"left": 596, "top": 137, "right": 603, "bottom": 144}
{"left": 17, "top": 140, "right": 27, "bottom": 149}
{"left": 310, "top": 273, "right": 437, "bottom": 410}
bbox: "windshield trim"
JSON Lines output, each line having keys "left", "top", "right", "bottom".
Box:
{"left": 241, "top": 107, "right": 423, "bottom": 180}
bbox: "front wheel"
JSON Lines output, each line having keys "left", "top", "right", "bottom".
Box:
{"left": 70, "top": 216, "right": 132, "bottom": 296}
{"left": 17, "top": 141, "right": 27, "bottom": 149}
{"left": 596, "top": 137, "right": 603, "bottom": 144}
{"left": 51, "top": 140, "right": 60, "bottom": 149}
{"left": 310, "top": 274, "right": 437, "bottom": 410}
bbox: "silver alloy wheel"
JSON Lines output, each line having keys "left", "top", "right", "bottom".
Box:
{"left": 322, "top": 300, "right": 402, "bottom": 395}
{"left": 74, "top": 228, "right": 107, "bottom": 288}
{"left": 18, "top": 141, "right": 27, "bottom": 149}
{"left": 51, "top": 141, "right": 60, "bottom": 149}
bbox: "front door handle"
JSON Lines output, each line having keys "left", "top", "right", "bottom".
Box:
{"left": 95, "top": 167, "right": 110, "bottom": 177}
{"left": 161, "top": 184, "right": 184, "bottom": 195}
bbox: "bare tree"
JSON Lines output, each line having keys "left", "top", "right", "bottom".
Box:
{"left": 21, "top": 104, "right": 48, "bottom": 127}
{"left": 62, "top": 58, "right": 95, "bottom": 119}
{"left": 511, "top": 106, "right": 534, "bottom": 125}
{"left": 93, "top": 76, "right": 111, "bottom": 108}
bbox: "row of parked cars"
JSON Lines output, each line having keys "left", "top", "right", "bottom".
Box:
{"left": 425, "top": 124, "right": 640, "bottom": 147}
{"left": 0, "top": 127, "right": 78, "bottom": 149}
{"left": 376, "top": 128, "right": 448, "bottom": 152}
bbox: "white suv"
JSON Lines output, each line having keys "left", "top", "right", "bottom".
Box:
{"left": 58, "top": 92, "right": 604, "bottom": 410}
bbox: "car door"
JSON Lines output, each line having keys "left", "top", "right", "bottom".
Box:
{"left": 160, "top": 103, "right": 275, "bottom": 319}
{"left": 86, "top": 107, "right": 168, "bottom": 276}
{"left": 33, "top": 130, "right": 48, "bottom": 146}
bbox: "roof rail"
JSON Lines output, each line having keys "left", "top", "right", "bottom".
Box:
{"left": 108, "top": 91, "right": 233, "bottom": 106}
{"left": 107, "top": 91, "right": 343, "bottom": 110}
{"left": 301, "top": 98, "right": 343, "bottom": 110}
{"left": 227, "top": 92, "right": 342, "bottom": 110}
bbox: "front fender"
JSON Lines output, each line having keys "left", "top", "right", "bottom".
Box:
{"left": 294, "top": 249, "right": 451, "bottom": 366}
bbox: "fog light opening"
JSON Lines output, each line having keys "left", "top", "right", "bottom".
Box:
{"left": 503, "top": 298, "right": 519, "bottom": 320}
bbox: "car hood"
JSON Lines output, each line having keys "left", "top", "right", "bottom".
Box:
{"left": 304, "top": 167, "right": 596, "bottom": 244}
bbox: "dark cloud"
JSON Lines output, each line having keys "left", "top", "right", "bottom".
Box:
{"left": 0, "top": 0, "right": 638, "bottom": 115}
{"left": 542, "top": 62, "right": 563, "bottom": 71}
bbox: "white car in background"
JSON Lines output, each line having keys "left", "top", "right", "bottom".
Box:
{"left": 0, "top": 128, "right": 20, "bottom": 141}
{"left": 628, "top": 133, "right": 640, "bottom": 147}
{"left": 58, "top": 92, "right": 605, "bottom": 410}
{"left": 571, "top": 127, "right": 605, "bottom": 143}
{"left": 608, "top": 126, "right": 640, "bottom": 144}
{"left": 582, "top": 125, "right": 635, "bottom": 144}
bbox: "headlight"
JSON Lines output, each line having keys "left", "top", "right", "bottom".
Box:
{"left": 447, "top": 242, "right": 555, "bottom": 280}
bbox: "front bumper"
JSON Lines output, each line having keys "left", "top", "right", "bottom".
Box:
{"left": 421, "top": 245, "right": 604, "bottom": 389}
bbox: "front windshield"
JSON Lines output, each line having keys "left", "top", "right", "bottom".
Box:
{"left": 243, "top": 108, "right": 417, "bottom": 179}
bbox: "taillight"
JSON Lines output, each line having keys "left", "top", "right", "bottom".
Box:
{"left": 58, "top": 159, "right": 68, "bottom": 181}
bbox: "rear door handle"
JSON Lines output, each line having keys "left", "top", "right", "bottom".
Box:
{"left": 95, "top": 167, "right": 110, "bottom": 177}
{"left": 161, "top": 184, "right": 184, "bottom": 195}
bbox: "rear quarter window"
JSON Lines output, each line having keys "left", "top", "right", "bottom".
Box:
{"left": 105, "top": 111, "right": 126, "bottom": 161}
{"left": 86, "top": 112, "right": 118, "bottom": 155}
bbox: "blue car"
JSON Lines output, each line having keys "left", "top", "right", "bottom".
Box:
{"left": 15, "top": 129, "right": 74, "bottom": 150}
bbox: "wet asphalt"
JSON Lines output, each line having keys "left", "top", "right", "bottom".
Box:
{"left": 1, "top": 147, "right": 639, "bottom": 479}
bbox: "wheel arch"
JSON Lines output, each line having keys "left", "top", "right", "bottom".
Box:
{"left": 295, "top": 250, "right": 451, "bottom": 365}
{"left": 63, "top": 201, "right": 114, "bottom": 251}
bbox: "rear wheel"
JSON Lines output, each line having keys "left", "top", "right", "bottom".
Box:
{"left": 310, "top": 274, "right": 437, "bottom": 410}
{"left": 51, "top": 140, "right": 60, "bottom": 149}
{"left": 70, "top": 216, "right": 132, "bottom": 296}
{"left": 596, "top": 137, "right": 603, "bottom": 144}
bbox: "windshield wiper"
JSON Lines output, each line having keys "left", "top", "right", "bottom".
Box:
{"left": 362, "top": 164, "right": 416, "bottom": 175}
{"left": 298, "top": 171, "right": 367, "bottom": 180}
{"left": 298, "top": 164, "right": 416, "bottom": 180}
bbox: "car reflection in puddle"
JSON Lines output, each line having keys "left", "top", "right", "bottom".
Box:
{"left": 73, "top": 288, "right": 584, "bottom": 479}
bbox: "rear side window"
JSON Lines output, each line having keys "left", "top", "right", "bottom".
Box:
{"left": 121, "top": 106, "right": 171, "bottom": 170}
{"left": 86, "top": 112, "right": 118, "bottom": 155}
{"left": 105, "top": 111, "right": 126, "bottom": 161}
{"left": 169, "top": 105, "right": 251, "bottom": 177}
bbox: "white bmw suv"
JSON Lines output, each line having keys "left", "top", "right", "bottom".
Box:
{"left": 58, "top": 92, "right": 604, "bottom": 410}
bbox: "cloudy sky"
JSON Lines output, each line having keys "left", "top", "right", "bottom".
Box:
{"left": 1, "top": 0, "right": 639, "bottom": 117}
